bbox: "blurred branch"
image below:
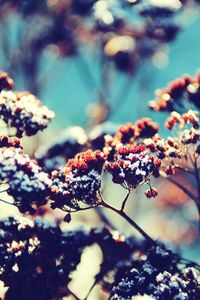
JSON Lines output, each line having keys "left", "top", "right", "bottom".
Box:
{"left": 95, "top": 207, "right": 116, "bottom": 230}
{"left": 167, "top": 177, "right": 197, "bottom": 201}
{"left": 75, "top": 53, "right": 97, "bottom": 91}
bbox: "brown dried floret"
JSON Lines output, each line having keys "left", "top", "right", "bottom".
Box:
{"left": 165, "top": 111, "right": 181, "bottom": 130}
{"left": 145, "top": 187, "right": 158, "bottom": 198}
{"left": 135, "top": 118, "right": 159, "bottom": 139}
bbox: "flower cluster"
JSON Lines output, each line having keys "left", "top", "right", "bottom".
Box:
{"left": 98, "top": 0, "right": 182, "bottom": 72}
{"left": 0, "top": 216, "right": 90, "bottom": 300}
{"left": 109, "top": 243, "right": 200, "bottom": 300}
{"left": 104, "top": 145, "right": 160, "bottom": 190}
{"left": 0, "top": 71, "right": 14, "bottom": 92}
{"left": 1, "top": 0, "right": 189, "bottom": 76}
{"left": 103, "top": 118, "right": 159, "bottom": 161}
{"left": 117, "top": 119, "right": 159, "bottom": 143}
{"left": 0, "top": 90, "right": 54, "bottom": 137}
{"left": 149, "top": 71, "right": 200, "bottom": 112}
{"left": 104, "top": 118, "right": 159, "bottom": 154}
{"left": 0, "top": 146, "right": 52, "bottom": 213}
{"left": 51, "top": 150, "right": 105, "bottom": 211}
{"left": 143, "top": 110, "right": 200, "bottom": 177}
{"left": 36, "top": 126, "right": 87, "bottom": 173}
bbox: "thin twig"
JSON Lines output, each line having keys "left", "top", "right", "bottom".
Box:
{"left": 63, "top": 204, "right": 99, "bottom": 213}
{"left": 180, "top": 258, "right": 200, "bottom": 271}
{"left": 95, "top": 207, "right": 116, "bottom": 230}
{"left": 101, "top": 198, "right": 156, "bottom": 246}
{"left": 174, "top": 164, "right": 195, "bottom": 176}
{"left": 66, "top": 287, "right": 81, "bottom": 300}
{"left": 121, "top": 189, "right": 131, "bottom": 212}
{"left": 83, "top": 279, "right": 97, "bottom": 300}
{"left": 0, "top": 199, "right": 15, "bottom": 206}
{"left": 192, "top": 154, "right": 200, "bottom": 232}
{"left": 75, "top": 54, "right": 97, "bottom": 91}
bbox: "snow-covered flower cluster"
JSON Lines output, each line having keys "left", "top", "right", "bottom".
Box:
{"left": 104, "top": 145, "right": 160, "bottom": 190}
{"left": 0, "top": 146, "right": 52, "bottom": 213}
{"left": 51, "top": 150, "right": 105, "bottom": 211}
{"left": 0, "top": 90, "right": 54, "bottom": 137}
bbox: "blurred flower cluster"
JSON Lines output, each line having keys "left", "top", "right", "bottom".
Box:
{"left": 1, "top": 0, "right": 200, "bottom": 124}
{"left": 149, "top": 71, "right": 200, "bottom": 112}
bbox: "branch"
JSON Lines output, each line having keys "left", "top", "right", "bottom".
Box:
{"left": 101, "top": 199, "right": 156, "bottom": 246}
{"left": 95, "top": 207, "right": 116, "bottom": 230}
{"left": 174, "top": 164, "right": 195, "bottom": 176}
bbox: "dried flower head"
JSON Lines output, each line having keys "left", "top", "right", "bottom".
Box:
{"left": 51, "top": 150, "right": 105, "bottom": 211}
{"left": 135, "top": 118, "right": 159, "bottom": 139}
{"left": 0, "top": 90, "right": 55, "bottom": 137}
{"left": 149, "top": 71, "right": 200, "bottom": 112}
{"left": 104, "top": 144, "right": 159, "bottom": 190}
{"left": 145, "top": 187, "right": 158, "bottom": 199}
{"left": 0, "top": 146, "right": 52, "bottom": 213}
{"left": 143, "top": 110, "right": 200, "bottom": 177}
{"left": 103, "top": 119, "right": 159, "bottom": 162}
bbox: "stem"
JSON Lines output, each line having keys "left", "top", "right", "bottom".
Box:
{"left": 174, "top": 165, "right": 195, "bottom": 176}
{"left": 0, "top": 199, "right": 15, "bottom": 206}
{"left": 101, "top": 200, "right": 155, "bottom": 246}
{"left": 110, "top": 74, "right": 135, "bottom": 118}
{"left": 83, "top": 280, "right": 97, "bottom": 300}
{"left": 180, "top": 258, "right": 200, "bottom": 271}
{"left": 196, "top": 203, "right": 200, "bottom": 234}
{"left": 62, "top": 204, "right": 99, "bottom": 213}
{"left": 66, "top": 287, "right": 81, "bottom": 300}
{"left": 191, "top": 154, "right": 200, "bottom": 233}
{"left": 121, "top": 189, "right": 131, "bottom": 212}
{"left": 75, "top": 54, "right": 97, "bottom": 92}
